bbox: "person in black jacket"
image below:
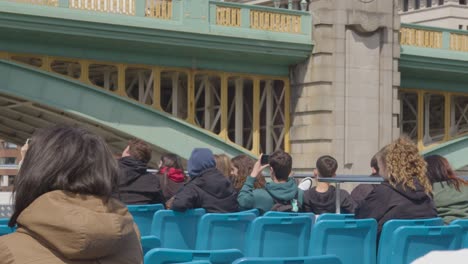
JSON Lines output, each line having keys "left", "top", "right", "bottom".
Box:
{"left": 302, "top": 155, "right": 355, "bottom": 214}
{"left": 355, "top": 137, "right": 437, "bottom": 234}
{"left": 171, "top": 148, "right": 238, "bottom": 213}
{"left": 350, "top": 155, "right": 380, "bottom": 206}
{"left": 116, "top": 139, "right": 163, "bottom": 205}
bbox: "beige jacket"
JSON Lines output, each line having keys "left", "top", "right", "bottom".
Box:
{"left": 0, "top": 191, "right": 142, "bottom": 264}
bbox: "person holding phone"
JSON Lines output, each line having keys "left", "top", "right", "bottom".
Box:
{"left": 237, "top": 150, "right": 303, "bottom": 214}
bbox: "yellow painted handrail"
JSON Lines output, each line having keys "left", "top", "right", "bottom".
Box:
{"left": 400, "top": 27, "right": 443, "bottom": 49}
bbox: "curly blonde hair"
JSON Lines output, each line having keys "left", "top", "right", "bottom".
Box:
{"left": 383, "top": 137, "right": 432, "bottom": 195}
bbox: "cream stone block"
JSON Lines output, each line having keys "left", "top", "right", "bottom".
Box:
{"left": 290, "top": 123, "right": 334, "bottom": 140}
{"left": 294, "top": 96, "right": 335, "bottom": 112}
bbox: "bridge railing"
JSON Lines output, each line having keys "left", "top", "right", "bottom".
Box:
{"left": 400, "top": 23, "right": 468, "bottom": 52}
{"left": 7, "top": 0, "right": 311, "bottom": 37}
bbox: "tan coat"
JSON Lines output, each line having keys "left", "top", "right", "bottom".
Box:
{"left": 0, "top": 191, "right": 142, "bottom": 264}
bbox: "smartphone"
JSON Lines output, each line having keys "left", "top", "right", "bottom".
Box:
{"left": 260, "top": 154, "right": 270, "bottom": 165}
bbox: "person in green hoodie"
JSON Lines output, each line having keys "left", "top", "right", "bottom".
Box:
{"left": 237, "top": 150, "right": 303, "bottom": 214}
{"left": 425, "top": 155, "right": 468, "bottom": 224}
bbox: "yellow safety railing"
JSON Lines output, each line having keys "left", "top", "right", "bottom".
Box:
{"left": 400, "top": 27, "right": 443, "bottom": 49}
{"left": 9, "top": 0, "right": 58, "bottom": 6}
{"left": 250, "top": 10, "right": 301, "bottom": 33}
{"left": 450, "top": 33, "right": 468, "bottom": 52}
{"left": 146, "top": 0, "right": 172, "bottom": 19}
{"left": 70, "top": 0, "right": 135, "bottom": 15}
{"left": 216, "top": 6, "right": 241, "bottom": 27}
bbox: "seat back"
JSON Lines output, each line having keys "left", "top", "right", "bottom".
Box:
{"left": 196, "top": 212, "right": 256, "bottom": 251}
{"left": 309, "top": 219, "right": 377, "bottom": 264}
{"left": 246, "top": 216, "right": 311, "bottom": 257}
{"left": 151, "top": 209, "right": 206, "bottom": 249}
{"left": 238, "top": 209, "right": 260, "bottom": 217}
{"left": 233, "top": 255, "right": 342, "bottom": 264}
{"left": 316, "top": 214, "right": 355, "bottom": 222}
{"left": 377, "top": 217, "right": 444, "bottom": 262}
{"left": 378, "top": 225, "right": 462, "bottom": 264}
{"left": 0, "top": 225, "right": 14, "bottom": 236}
{"left": 127, "top": 204, "right": 164, "bottom": 236}
{"left": 263, "top": 211, "right": 316, "bottom": 221}
{"left": 0, "top": 218, "right": 9, "bottom": 225}
{"left": 451, "top": 219, "right": 468, "bottom": 248}
{"left": 144, "top": 248, "right": 243, "bottom": 264}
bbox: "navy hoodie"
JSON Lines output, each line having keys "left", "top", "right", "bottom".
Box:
{"left": 172, "top": 148, "right": 238, "bottom": 213}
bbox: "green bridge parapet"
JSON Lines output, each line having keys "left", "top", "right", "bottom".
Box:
{"left": 400, "top": 23, "right": 468, "bottom": 52}
{"left": 2, "top": 0, "right": 312, "bottom": 45}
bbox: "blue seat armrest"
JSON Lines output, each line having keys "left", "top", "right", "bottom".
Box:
{"left": 141, "top": 235, "right": 161, "bottom": 254}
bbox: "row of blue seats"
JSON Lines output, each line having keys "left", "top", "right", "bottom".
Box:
{"left": 126, "top": 206, "right": 468, "bottom": 264}
{"left": 144, "top": 249, "right": 342, "bottom": 264}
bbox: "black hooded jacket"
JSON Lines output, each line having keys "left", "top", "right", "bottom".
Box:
{"left": 116, "top": 157, "right": 164, "bottom": 205}
{"left": 355, "top": 179, "right": 437, "bottom": 233}
{"left": 171, "top": 168, "right": 238, "bottom": 213}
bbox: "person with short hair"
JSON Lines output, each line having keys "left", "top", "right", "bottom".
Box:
{"left": 230, "top": 154, "right": 266, "bottom": 192}
{"left": 237, "top": 150, "right": 303, "bottom": 214}
{"left": 116, "top": 139, "right": 163, "bottom": 205}
{"left": 355, "top": 137, "right": 437, "bottom": 233}
{"left": 0, "top": 125, "right": 142, "bottom": 264}
{"left": 425, "top": 155, "right": 468, "bottom": 224}
{"left": 351, "top": 154, "right": 381, "bottom": 204}
{"left": 302, "top": 155, "right": 356, "bottom": 214}
{"left": 171, "top": 148, "right": 238, "bottom": 213}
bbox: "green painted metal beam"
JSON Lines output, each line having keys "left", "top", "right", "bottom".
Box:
{"left": 0, "top": 1, "right": 313, "bottom": 76}
{"left": 421, "top": 136, "right": 468, "bottom": 170}
{"left": 0, "top": 59, "right": 252, "bottom": 159}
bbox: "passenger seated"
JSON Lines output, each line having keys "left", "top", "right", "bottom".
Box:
{"left": 351, "top": 155, "right": 380, "bottom": 206}
{"left": 302, "top": 155, "right": 356, "bottom": 214}
{"left": 0, "top": 125, "right": 142, "bottom": 263}
{"left": 237, "top": 150, "right": 303, "bottom": 213}
{"left": 171, "top": 148, "right": 238, "bottom": 213}
{"left": 156, "top": 153, "right": 186, "bottom": 203}
{"left": 230, "top": 154, "right": 266, "bottom": 193}
{"left": 425, "top": 155, "right": 468, "bottom": 224}
{"left": 116, "top": 139, "right": 163, "bottom": 205}
{"left": 214, "top": 154, "right": 232, "bottom": 178}
{"left": 355, "top": 137, "right": 437, "bottom": 233}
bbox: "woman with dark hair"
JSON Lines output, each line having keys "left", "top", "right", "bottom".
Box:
{"left": 230, "top": 154, "right": 266, "bottom": 192}
{"left": 0, "top": 126, "right": 142, "bottom": 263}
{"left": 157, "top": 153, "right": 186, "bottom": 203}
{"left": 425, "top": 155, "right": 468, "bottom": 224}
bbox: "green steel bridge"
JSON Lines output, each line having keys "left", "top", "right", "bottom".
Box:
{"left": 0, "top": 0, "right": 467, "bottom": 168}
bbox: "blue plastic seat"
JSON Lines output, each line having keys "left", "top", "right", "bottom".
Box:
{"left": 0, "top": 218, "right": 9, "bottom": 225}
{"left": 144, "top": 248, "right": 243, "bottom": 264}
{"left": 309, "top": 219, "right": 377, "bottom": 264}
{"left": 377, "top": 217, "right": 444, "bottom": 263}
{"left": 238, "top": 209, "right": 260, "bottom": 217}
{"left": 246, "top": 216, "right": 312, "bottom": 257}
{"left": 127, "top": 204, "right": 164, "bottom": 236}
{"left": 378, "top": 225, "right": 462, "bottom": 264}
{"left": 142, "top": 208, "right": 206, "bottom": 250}
{"left": 196, "top": 212, "right": 256, "bottom": 251}
{"left": 263, "top": 211, "right": 316, "bottom": 221}
{"left": 0, "top": 225, "right": 15, "bottom": 236}
{"left": 316, "top": 213, "right": 354, "bottom": 222}
{"left": 451, "top": 219, "right": 468, "bottom": 248}
{"left": 233, "top": 255, "right": 342, "bottom": 264}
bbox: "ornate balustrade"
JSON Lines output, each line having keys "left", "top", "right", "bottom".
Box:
{"left": 401, "top": 24, "right": 468, "bottom": 52}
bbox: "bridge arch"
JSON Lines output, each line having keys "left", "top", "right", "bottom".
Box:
{"left": 0, "top": 60, "right": 251, "bottom": 164}
{"left": 421, "top": 136, "right": 468, "bottom": 170}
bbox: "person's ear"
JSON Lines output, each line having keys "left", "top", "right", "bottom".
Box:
{"left": 122, "top": 146, "right": 130, "bottom": 158}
